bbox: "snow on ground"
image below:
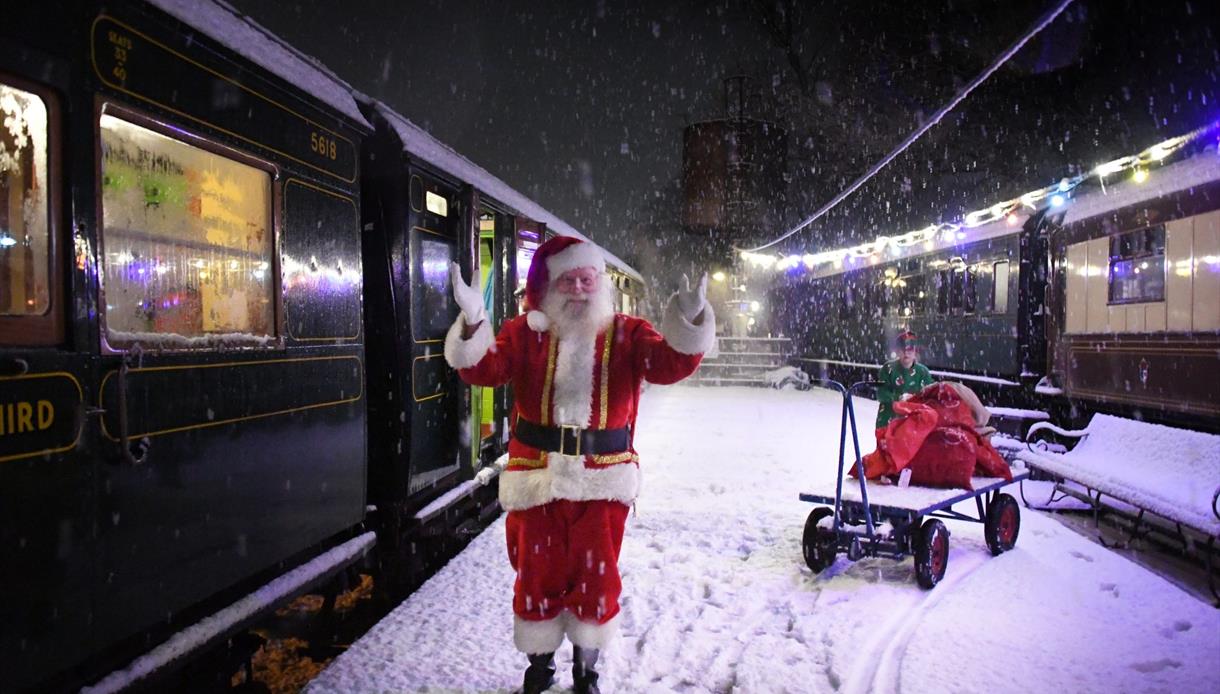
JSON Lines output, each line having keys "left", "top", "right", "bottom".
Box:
{"left": 307, "top": 386, "right": 1219, "bottom": 694}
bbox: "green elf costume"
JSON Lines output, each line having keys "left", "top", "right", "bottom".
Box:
{"left": 875, "top": 331, "right": 935, "bottom": 430}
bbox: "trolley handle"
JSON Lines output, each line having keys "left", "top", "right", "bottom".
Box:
{"left": 809, "top": 377, "right": 883, "bottom": 399}
{"left": 810, "top": 377, "right": 847, "bottom": 396}
{"left": 849, "top": 380, "right": 883, "bottom": 398}
{"left": 809, "top": 377, "right": 879, "bottom": 537}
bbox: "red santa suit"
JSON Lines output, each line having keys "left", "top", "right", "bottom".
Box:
{"left": 444, "top": 236, "right": 715, "bottom": 656}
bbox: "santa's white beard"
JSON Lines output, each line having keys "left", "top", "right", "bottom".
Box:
{"left": 540, "top": 281, "right": 616, "bottom": 427}
{"left": 540, "top": 281, "right": 616, "bottom": 340}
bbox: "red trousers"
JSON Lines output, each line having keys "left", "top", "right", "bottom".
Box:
{"left": 506, "top": 499, "right": 630, "bottom": 627}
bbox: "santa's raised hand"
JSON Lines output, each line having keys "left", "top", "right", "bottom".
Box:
{"left": 676, "top": 272, "right": 709, "bottom": 324}
{"left": 449, "top": 261, "right": 487, "bottom": 325}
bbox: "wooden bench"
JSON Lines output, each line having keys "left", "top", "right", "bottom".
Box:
{"left": 1013, "top": 413, "right": 1220, "bottom": 602}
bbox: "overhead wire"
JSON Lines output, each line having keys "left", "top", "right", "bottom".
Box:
{"left": 742, "top": 0, "right": 1077, "bottom": 253}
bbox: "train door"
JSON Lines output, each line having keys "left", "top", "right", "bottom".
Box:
{"left": 404, "top": 168, "right": 468, "bottom": 493}
{"left": 468, "top": 206, "right": 517, "bottom": 465}
{"left": 0, "top": 74, "right": 97, "bottom": 691}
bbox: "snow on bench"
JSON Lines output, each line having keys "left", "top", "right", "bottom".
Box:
{"left": 1014, "top": 414, "right": 1220, "bottom": 538}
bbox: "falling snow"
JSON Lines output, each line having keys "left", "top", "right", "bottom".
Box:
{"left": 305, "top": 386, "right": 1219, "bottom": 693}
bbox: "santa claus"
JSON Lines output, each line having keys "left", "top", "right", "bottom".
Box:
{"left": 444, "top": 235, "right": 715, "bottom": 694}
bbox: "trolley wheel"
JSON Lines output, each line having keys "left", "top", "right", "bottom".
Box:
{"left": 984, "top": 493, "right": 1021, "bottom": 556}
{"left": 914, "top": 519, "right": 950, "bottom": 589}
{"left": 802, "top": 507, "right": 837, "bottom": 573}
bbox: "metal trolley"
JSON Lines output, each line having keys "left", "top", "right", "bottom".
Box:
{"left": 799, "top": 380, "right": 1029, "bottom": 588}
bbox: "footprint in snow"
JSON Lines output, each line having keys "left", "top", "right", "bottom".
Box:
{"left": 1160, "top": 620, "right": 1192, "bottom": 638}
{"left": 1099, "top": 582, "right": 1119, "bottom": 597}
{"left": 1130, "top": 658, "right": 1182, "bottom": 673}
{"left": 1069, "top": 550, "right": 1095, "bottom": 562}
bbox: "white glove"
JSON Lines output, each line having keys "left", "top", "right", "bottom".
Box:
{"left": 676, "top": 272, "right": 708, "bottom": 323}
{"left": 475, "top": 454, "right": 509, "bottom": 486}
{"left": 474, "top": 466, "right": 498, "bottom": 486}
{"left": 449, "top": 262, "right": 486, "bottom": 324}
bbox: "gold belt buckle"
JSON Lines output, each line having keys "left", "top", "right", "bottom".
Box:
{"left": 559, "top": 424, "right": 582, "bottom": 456}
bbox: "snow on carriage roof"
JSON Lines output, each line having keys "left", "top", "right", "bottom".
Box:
{"left": 1062, "top": 143, "right": 1220, "bottom": 226}
{"left": 372, "top": 101, "right": 643, "bottom": 283}
{"left": 144, "top": 0, "right": 371, "bottom": 130}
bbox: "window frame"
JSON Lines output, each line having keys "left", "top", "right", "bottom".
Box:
{"left": 1106, "top": 224, "right": 1166, "bottom": 306}
{"left": 0, "top": 72, "right": 64, "bottom": 346}
{"left": 94, "top": 101, "right": 283, "bottom": 354}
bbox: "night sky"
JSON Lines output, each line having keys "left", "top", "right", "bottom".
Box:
{"left": 227, "top": 0, "right": 1219, "bottom": 276}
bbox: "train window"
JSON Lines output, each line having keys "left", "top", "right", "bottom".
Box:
{"left": 0, "top": 82, "right": 50, "bottom": 320}
{"left": 1108, "top": 225, "right": 1165, "bottom": 304}
{"left": 962, "top": 266, "right": 978, "bottom": 314}
{"left": 896, "top": 274, "right": 927, "bottom": 317}
{"left": 992, "top": 261, "right": 1010, "bottom": 313}
{"left": 839, "top": 278, "right": 857, "bottom": 319}
{"left": 418, "top": 236, "right": 456, "bottom": 337}
{"left": 935, "top": 271, "right": 949, "bottom": 314}
{"left": 99, "top": 113, "right": 274, "bottom": 347}
{"left": 945, "top": 266, "right": 977, "bottom": 314}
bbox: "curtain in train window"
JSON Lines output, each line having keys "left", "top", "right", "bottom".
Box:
{"left": 0, "top": 83, "right": 49, "bottom": 316}
{"left": 99, "top": 115, "right": 273, "bottom": 344}
{"left": 1108, "top": 225, "right": 1165, "bottom": 304}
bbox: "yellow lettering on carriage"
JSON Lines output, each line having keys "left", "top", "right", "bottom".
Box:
{"left": 0, "top": 400, "right": 55, "bottom": 436}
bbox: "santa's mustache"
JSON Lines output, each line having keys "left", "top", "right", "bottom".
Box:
{"left": 541, "top": 282, "right": 615, "bottom": 334}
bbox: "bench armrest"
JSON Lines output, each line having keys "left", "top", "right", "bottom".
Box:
{"left": 1026, "top": 421, "right": 1090, "bottom": 442}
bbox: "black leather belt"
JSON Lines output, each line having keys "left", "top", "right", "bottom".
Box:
{"left": 514, "top": 418, "right": 630, "bottom": 456}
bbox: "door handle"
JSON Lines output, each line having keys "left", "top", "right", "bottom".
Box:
{"left": 115, "top": 359, "right": 150, "bottom": 465}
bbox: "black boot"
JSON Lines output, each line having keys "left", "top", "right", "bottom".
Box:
{"left": 521, "top": 652, "right": 556, "bottom": 694}
{"left": 572, "top": 646, "right": 600, "bottom": 694}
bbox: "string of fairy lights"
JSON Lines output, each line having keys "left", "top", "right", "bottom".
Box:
{"left": 740, "top": 123, "right": 1218, "bottom": 274}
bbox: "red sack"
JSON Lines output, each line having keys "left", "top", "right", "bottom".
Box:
{"left": 883, "top": 402, "right": 939, "bottom": 472}
{"left": 907, "top": 426, "right": 977, "bottom": 491}
{"left": 972, "top": 433, "right": 1013, "bottom": 480}
{"left": 854, "top": 449, "right": 895, "bottom": 479}
{"left": 851, "top": 407, "right": 937, "bottom": 480}
{"left": 910, "top": 383, "right": 977, "bottom": 430}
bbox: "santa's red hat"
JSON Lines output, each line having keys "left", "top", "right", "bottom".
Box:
{"left": 524, "top": 235, "right": 606, "bottom": 312}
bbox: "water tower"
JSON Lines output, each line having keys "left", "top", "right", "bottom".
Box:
{"left": 682, "top": 75, "right": 787, "bottom": 252}
{"left": 681, "top": 76, "right": 786, "bottom": 335}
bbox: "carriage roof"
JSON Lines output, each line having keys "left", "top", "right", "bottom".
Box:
{"left": 371, "top": 100, "right": 644, "bottom": 283}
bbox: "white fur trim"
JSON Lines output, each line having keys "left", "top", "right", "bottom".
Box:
{"left": 546, "top": 241, "right": 605, "bottom": 277}
{"left": 514, "top": 614, "right": 566, "bottom": 654}
{"left": 567, "top": 612, "right": 620, "bottom": 650}
{"left": 551, "top": 332, "right": 596, "bottom": 427}
{"left": 527, "top": 310, "right": 550, "bottom": 332}
{"left": 443, "top": 313, "right": 495, "bottom": 369}
{"left": 499, "top": 453, "right": 640, "bottom": 511}
{"left": 660, "top": 294, "right": 716, "bottom": 355}
{"left": 498, "top": 466, "right": 556, "bottom": 511}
